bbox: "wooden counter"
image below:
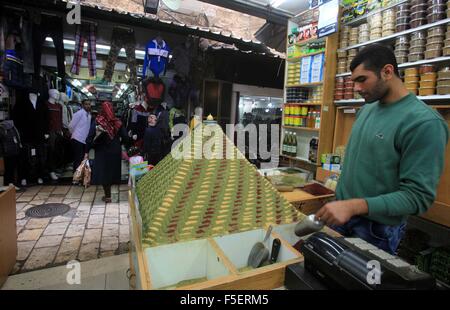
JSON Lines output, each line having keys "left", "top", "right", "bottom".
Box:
{"left": 0, "top": 186, "right": 17, "bottom": 287}
{"left": 281, "top": 186, "right": 335, "bottom": 215}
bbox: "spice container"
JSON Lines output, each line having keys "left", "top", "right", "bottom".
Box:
{"left": 438, "top": 67, "right": 450, "bottom": 79}
{"left": 426, "top": 42, "right": 444, "bottom": 51}
{"left": 405, "top": 81, "right": 419, "bottom": 89}
{"left": 420, "top": 65, "right": 436, "bottom": 74}
{"left": 429, "top": 0, "right": 446, "bottom": 5}
{"left": 405, "top": 75, "right": 420, "bottom": 83}
{"left": 437, "top": 79, "right": 450, "bottom": 87}
{"left": 428, "top": 36, "right": 446, "bottom": 44}
{"left": 420, "top": 80, "right": 436, "bottom": 88}
{"left": 337, "top": 50, "right": 347, "bottom": 58}
{"left": 411, "top": 18, "right": 427, "bottom": 28}
{"left": 421, "top": 72, "right": 438, "bottom": 81}
{"left": 396, "top": 23, "right": 410, "bottom": 32}
{"left": 409, "top": 52, "right": 425, "bottom": 62}
{"left": 419, "top": 87, "right": 435, "bottom": 96}
{"left": 348, "top": 49, "right": 357, "bottom": 57}
{"left": 410, "top": 46, "right": 426, "bottom": 54}
{"left": 425, "top": 49, "right": 442, "bottom": 59}
{"left": 436, "top": 86, "right": 450, "bottom": 94}
{"left": 405, "top": 67, "right": 419, "bottom": 76}
{"left": 396, "top": 55, "right": 409, "bottom": 64}
{"left": 428, "top": 26, "right": 445, "bottom": 37}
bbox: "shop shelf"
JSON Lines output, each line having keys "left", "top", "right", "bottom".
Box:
{"left": 286, "top": 82, "right": 323, "bottom": 88}
{"left": 343, "top": 0, "right": 408, "bottom": 27}
{"left": 339, "top": 18, "right": 450, "bottom": 52}
{"left": 282, "top": 125, "right": 319, "bottom": 132}
{"left": 334, "top": 95, "right": 450, "bottom": 105}
{"left": 286, "top": 50, "right": 326, "bottom": 62}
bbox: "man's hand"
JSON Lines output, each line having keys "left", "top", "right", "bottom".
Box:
{"left": 84, "top": 153, "right": 89, "bottom": 160}
{"left": 315, "top": 199, "right": 369, "bottom": 226}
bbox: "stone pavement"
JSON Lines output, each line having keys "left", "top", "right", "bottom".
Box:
{"left": 14, "top": 184, "right": 130, "bottom": 274}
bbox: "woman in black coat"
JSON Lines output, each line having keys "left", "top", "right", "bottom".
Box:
{"left": 87, "top": 101, "right": 127, "bottom": 203}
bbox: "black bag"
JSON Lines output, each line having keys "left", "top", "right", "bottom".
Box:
{"left": 0, "top": 121, "right": 21, "bottom": 157}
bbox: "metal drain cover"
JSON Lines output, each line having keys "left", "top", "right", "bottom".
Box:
{"left": 25, "top": 203, "right": 71, "bottom": 218}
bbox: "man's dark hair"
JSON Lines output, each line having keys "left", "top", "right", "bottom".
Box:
{"left": 350, "top": 44, "right": 400, "bottom": 77}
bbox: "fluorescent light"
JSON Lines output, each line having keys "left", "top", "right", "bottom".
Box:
{"left": 271, "top": 0, "right": 286, "bottom": 8}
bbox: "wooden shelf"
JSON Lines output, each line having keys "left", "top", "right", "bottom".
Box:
{"left": 339, "top": 18, "right": 450, "bottom": 52}
{"left": 288, "top": 37, "right": 326, "bottom": 48}
{"left": 283, "top": 126, "right": 319, "bottom": 132}
{"left": 286, "top": 82, "right": 323, "bottom": 88}
{"left": 287, "top": 51, "right": 326, "bottom": 62}
{"left": 280, "top": 154, "right": 317, "bottom": 165}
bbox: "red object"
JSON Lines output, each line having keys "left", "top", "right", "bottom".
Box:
{"left": 96, "top": 101, "right": 122, "bottom": 139}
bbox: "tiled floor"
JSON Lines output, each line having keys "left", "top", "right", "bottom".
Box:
{"left": 2, "top": 254, "right": 129, "bottom": 290}
{"left": 14, "top": 184, "right": 130, "bottom": 274}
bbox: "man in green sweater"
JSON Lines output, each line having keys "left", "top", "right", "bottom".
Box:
{"left": 316, "top": 44, "right": 449, "bottom": 254}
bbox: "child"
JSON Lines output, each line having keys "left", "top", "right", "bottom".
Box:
{"left": 127, "top": 146, "right": 144, "bottom": 186}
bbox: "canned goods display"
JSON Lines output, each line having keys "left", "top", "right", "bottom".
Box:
{"left": 429, "top": 0, "right": 446, "bottom": 5}
{"left": 412, "top": 31, "right": 427, "bottom": 41}
{"left": 444, "top": 46, "right": 450, "bottom": 55}
{"left": 437, "top": 86, "right": 450, "bottom": 94}
{"left": 421, "top": 72, "right": 438, "bottom": 81}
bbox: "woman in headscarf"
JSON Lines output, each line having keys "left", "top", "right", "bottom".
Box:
{"left": 87, "top": 101, "right": 128, "bottom": 203}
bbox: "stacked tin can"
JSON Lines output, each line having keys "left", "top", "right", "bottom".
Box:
{"left": 447, "top": 0, "right": 450, "bottom": 18}
{"left": 445, "top": 24, "right": 450, "bottom": 56}
{"left": 334, "top": 77, "right": 344, "bottom": 100}
{"left": 337, "top": 26, "right": 350, "bottom": 74}
{"left": 410, "top": 0, "right": 428, "bottom": 29}
{"left": 437, "top": 66, "right": 450, "bottom": 94}
{"left": 409, "top": 31, "right": 427, "bottom": 62}
{"left": 395, "top": 35, "right": 410, "bottom": 64}
{"left": 347, "top": 49, "right": 357, "bottom": 72}
{"left": 419, "top": 65, "right": 437, "bottom": 96}
{"left": 382, "top": 9, "right": 396, "bottom": 36}
{"left": 343, "top": 76, "right": 354, "bottom": 100}
{"left": 349, "top": 27, "right": 359, "bottom": 46}
{"left": 369, "top": 13, "right": 382, "bottom": 40}
{"left": 339, "top": 26, "right": 350, "bottom": 49}
{"left": 425, "top": 26, "right": 445, "bottom": 59}
{"left": 427, "top": 0, "right": 446, "bottom": 23}
{"left": 358, "top": 23, "right": 370, "bottom": 44}
{"left": 404, "top": 67, "right": 420, "bottom": 95}
{"left": 396, "top": 3, "right": 411, "bottom": 32}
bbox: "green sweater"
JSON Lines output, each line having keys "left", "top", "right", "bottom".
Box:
{"left": 336, "top": 93, "right": 449, "bottom": 226}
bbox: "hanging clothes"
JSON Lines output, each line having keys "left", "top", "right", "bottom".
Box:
{"left": 103, "top": 27, "right": 137, "bottom": 85}
{"left": 143, "top": 39, "right": 170, "bottom": 78}
{"left": 33, "top": 15, "right": 66, "bottom": 79}
{"left": 71, "top": 23, "right": 97, "bottom": 77}
{"left": 143, "top": 77, "right": 165, "bottom": 108}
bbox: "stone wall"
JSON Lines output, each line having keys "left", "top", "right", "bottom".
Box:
{"left": 80, "top": 0, "right": 265, "bottom": 41}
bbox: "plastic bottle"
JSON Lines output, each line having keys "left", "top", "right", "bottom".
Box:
{"left": 315, "top": 111, "right": 321, "bottom": 129}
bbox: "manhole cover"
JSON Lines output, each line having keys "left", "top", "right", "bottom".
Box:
{"left": 25, "top": 203, "right": 71, "bottom": 218}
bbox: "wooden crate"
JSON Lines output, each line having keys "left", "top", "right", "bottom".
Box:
{"left": 0, "top": 186, "right": 17, "bottom": 287}
{"left": 128, "top": 190, "right": 303, "bottom": 290}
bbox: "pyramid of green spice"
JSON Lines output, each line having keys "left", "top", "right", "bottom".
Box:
{"left": 136, "top": 123, "right": 305, "bottom": 247}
